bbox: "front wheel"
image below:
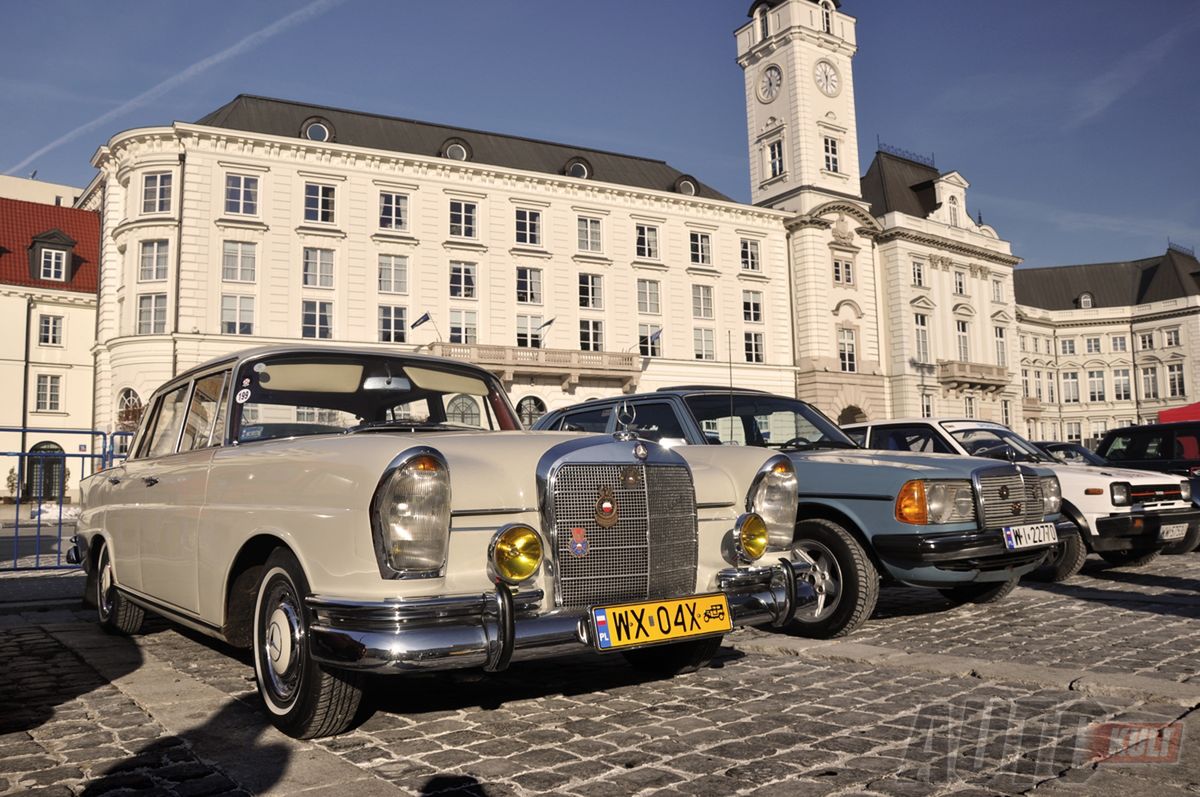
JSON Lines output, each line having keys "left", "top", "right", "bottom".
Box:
{"left": 785, "top": 519, "right": 879, "bottom": 639}
{"left": 938, "top": 578, "right": 1017, "bottom": 605}
{"left": 622, "top": 636, "right": 723, "bottom": 676}
{"left": 1033, "top": 531, "right": 1088, "bottom": 583}
{"left": 95, "top": 543, "right": 144, "bottom": 635}
{"left": 1163, "top": 524, "right": 1200, "bottom": 555}
{"left": 1097, "top": 548, "right": 1160, "bottom": 568}
{"left": 253, "top": 548, "right": 363, "bottom": 739}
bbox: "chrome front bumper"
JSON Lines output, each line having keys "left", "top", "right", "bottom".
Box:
{"left": 306, "top": 558, "right": 814, "bottom": 673}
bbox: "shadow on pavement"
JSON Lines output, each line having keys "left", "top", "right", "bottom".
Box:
{"left": 419, "top": 774, "right": 490, "bottom": 796}
{"left": 1078, "top": 566, "right": 1200, "bottom": 594}
{"left": 1023, "top": 579, "right": 1200, "bottom": 621}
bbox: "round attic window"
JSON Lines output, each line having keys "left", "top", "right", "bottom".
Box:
{"left": 303, "top": 121, "right": 331, "bottom": 142}
{"left": 446, "top": 143, "right": 468, "bottom": 161}
{"left": 676, "top": 178, "right": 697, "bottom": 196}
{"left": 566, "top": 159, "right": 590, "bottom": 179}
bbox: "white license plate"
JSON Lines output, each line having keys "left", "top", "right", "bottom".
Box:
{"left": 1160, "top": 523, "right": 1189, "bottom": 541}
{"left": 1002, "top": 522, "right": 1057, "bottom": 550}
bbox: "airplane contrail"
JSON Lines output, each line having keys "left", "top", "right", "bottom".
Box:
{"left": 5, "top": 0, "right": 347, "bottom": 176}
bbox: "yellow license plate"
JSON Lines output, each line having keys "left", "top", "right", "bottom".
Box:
{"left": 591, "top": 594, "right": 732, "bottom": 651}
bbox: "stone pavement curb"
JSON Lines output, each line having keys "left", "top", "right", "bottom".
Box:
{"left": 42, "top": 620, "right": 402, "bottom": 796}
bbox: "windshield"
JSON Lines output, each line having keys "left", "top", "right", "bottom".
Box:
{"left": 232, "top": 353, "right": 519, "bottom": 444}
{"left": 950, "top": 427, "right": 1049, "bottom": 463}
{"left": 1041, "top": 443, "right": 1108, "bottom": 467}
{"left": 683, "top": 393, "right": 858, "bottom": 451}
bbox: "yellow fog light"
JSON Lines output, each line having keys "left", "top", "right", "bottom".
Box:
{"left": 736, "top": 513, "right": 770, "bottom": 562}
{"left": 489, "top": 525, "right": 544, "bottom": 584}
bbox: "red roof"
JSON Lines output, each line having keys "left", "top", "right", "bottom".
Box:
{"left": 0, "top": 197, "right": 99, "bottom": 294}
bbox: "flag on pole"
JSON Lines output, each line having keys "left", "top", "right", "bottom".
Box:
{"left": 649, "top": 327, "right": 663, "bottom": 343}
{"left": 411, "top": 312, "right": 431, "bottom": 329}
{"left": 537, "top": 317, "right": 556, "bottom": 330}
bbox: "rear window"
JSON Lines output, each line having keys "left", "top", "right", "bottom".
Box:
{"left": 1102, "top": 430, "right": 1169, "bottom": 461}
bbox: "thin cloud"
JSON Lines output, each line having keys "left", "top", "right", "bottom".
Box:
{"left": 4, "top": 0, "right": 346, "bottom": 176}
{"left": 973, "top": 191, "right": 1200, "bottom": 245}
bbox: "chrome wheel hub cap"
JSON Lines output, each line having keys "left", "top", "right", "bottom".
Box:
{"left": 791, "top": 541, "right": 843, "bottom": 622}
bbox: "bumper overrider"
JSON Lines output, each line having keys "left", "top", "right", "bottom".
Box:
{"left": 1091, "top": 508, "right": 1200, "bottom": 552}
{"left": 305, "top": 559, "right": 815, "bottom": 673}
{"left": 872, "top": 523, "right": 1072, "bottom": 572}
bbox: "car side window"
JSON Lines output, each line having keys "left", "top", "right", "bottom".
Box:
{"left": 145, "top": 384, "right": 190, "bottom": 458}
{"left": 628, "top": 402, "right": 687, "bottom": 445}
{"left": 181, "top": 371, "right": 230, "bottom": 452}
{"left": 558, "top": 406, "right": 612, "bottom": 433}
{"left": 1176, "top": 431, "right": 1200, "bottom": 460}
{"left": 1102, "top": 434, "right": 1132, "bottom": 460}
{"left": 844, "top": 429, "right": 867, "bottom": 446}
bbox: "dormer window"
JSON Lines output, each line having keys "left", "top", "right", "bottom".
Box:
{"left": 1080, "top": 292, "right": 1094, "bottom": 309}
{"left": 40, "top": 249, "right": 66, "bottom": 281}
{"left": 821, "top": 1, "right": 833, "bottom": 33}
{"left": 28, "top": 229, "right": 77, "bottom": 284}
{"left": 301, "top": 117, "right": 334, "bottom": 142}
{"left": 564, "top": 157, "right": 591, "bottom": 180}
{"left": 441, "top": 138, "right": 472, "bottom": 161}
{"left": 948, "top": 195, "right": 960, "bottom": 227}
{"left": 674, "top": 175, "right": 698, "bottom": 196}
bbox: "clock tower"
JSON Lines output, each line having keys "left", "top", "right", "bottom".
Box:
{"left": 736, "top": 0, "right": 863, "bottom": 213}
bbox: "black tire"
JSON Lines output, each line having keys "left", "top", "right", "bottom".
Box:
{"left": 1033, "top": 530, "right": 1088, "bottom": 583}
{"left": 1097, "top": 548, "right": 1160, "bottom": 568}
{"left": 1163, "top": 523, "right": 1200, "bottom": 555}
{"left": 95, "top": 543, "right": 144, "bottom": 635}
{"left": 622, "top": 636, "right": 723, "bottom": 676}
{"left": 253, "top": 548, "right": 363, "bottom": 739}
{"left": 785, "top": 519, "right": 879, "bottom": 639}
{"left": 938, "top": 578, "right": 1017, "bottom": 605}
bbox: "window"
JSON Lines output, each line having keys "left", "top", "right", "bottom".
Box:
{"left": 139, "top": 240, "right": 169, "bottom": 281}
{"left": 1062, "top": 372, "right": 1080, "bottom": 403}
{"left": 956, "top": 320, "right": 969, "bottom": 361}
{"left": 745, "top": 332, "right": 765, "bottom": 363}
{"left": 379, "top": 192, "right": 408, "bottom": 230}
{"left": 692, "top": 285, "right": 714, "bottom": 319}
{"left": 693, "top": 328, "right": 715, "bottom": 361}
{"left": 1090, "top": 421, "right": 1108, "bottom": 441}
{"left": 301, "top": 300, "right": 332, "bottom": 339}
{"left": 992, "top": 279, "right": 1003, "bottom": 303}
{"left": 637, "top": 279, "right": 660, "bottom": 314}
{"left": 1046, "top": 372, "right": 1056, "bottom": 403}
{"left": 117, "top": 388, "right": 143, "bottom": 432}
{"left": 743, "top": 290, "right": 763, "bottom": 322}
{"left": 516, "top": 267, "right": 543, "bottom": 304}
{"left": 556, "top": 406, "right": 612, "bottom": 433}
{"left": 39, "top": 249, "right": 66, "bottom": 281}
{"left": 450, "top": 309, "right": 477, "bottom": 344}
{"left": 1020, "top": 335, "right": 1027, "bottom": 352}
{"left": 948, "top": 196, "right": 959, "bottom": 227}
{"left": 1088, "top": 370, "right": 1106, "bottom": 402}
{"left": 994, "top": 326, "right": 1007, "bottom": 367}
{"left": 741, "top": 239, "right": 760, "bottom": 271}
{"left": 1080, "top": 293, "right": 1094, "bottom": 309}
{"left": 1034, "top": 370, "right": 1043, "bottom": 401}
{"left": 220, "top": 295, "right": 254, "bottom": 335}
{"left": 1169, "top": 363, "right": 1186, "bottom": 397}
{"left": 219, "top": 241, "right": 255, "bottom": 283}
{"left": 304, "top": 183, "right": 335, "bottom": 223}
{"left": 516, "top": 315, "right": 543, "bottom": 348}
{"left": 1114, "top": 368, "right": 1132, "bottom": 401}
{"left": 378, "top": 254, "right": 408, "bottom": 294}
{"left": 914, "top": 314, "right": 930, "bottom": 364}
{"left": 768, "top": 139, "right": 785, "bottom": 178}
{"left": 35, "top": 375, "right": 61, "bottom": 412}
{"left": 137, "top": 294, "right": 167, "bottom": 335}
{"left": 921, "top": 394, "right": 933, "bottom": 418}
{"left": 574, "top": 273, "right": 603, "bottom": 309}
{"left": 759, "top": 6, "right": 770, "bottom": 38}
{"left": 38, "top": 315, "right": 62, "bottom": 346}
{"left": 912, "top": 261, "right": 925, "bottom": 286}
{"left": 302, "top": 247, "right": 334, "bottom": 288}
{"left": 1059, "top": 339, "right": 1076, "bottom": 355}
{"left": 142, "top": 172, "right": 171, "bottom": 213}
{"left": 954, "top": 271, "right": 966, "bottom": 295}
{"left": 1112, "top": 335, "right": 1127, "bottom": 353}
{"left": 823, "top": 137, "right": 839, "bottom": 173}
{"left": 224, "top": 174, "right": 258, "bottom": 216}
{"left": 639, "top": 324, "right": 662, "bottom": 357}
{"left": 515, "top": 208, "right": 541, "bottom": 246}
{"left": 517, "top": 397, "right": 547, "bottom": 428}
{"left": 1002, "top": 399, "right": 1011, "bottom": 427}
{"left": 379, "top": 305, "right": 406, "bottom": 343}
{"left": 1022, "top": 369, "right": 1029, "bottom": 398}
{"left": 833, "top": 258, "right": 854, "bottom": 285}
{"left": 1165, "top": 329, "right": 1181, "bottom": 347}
{"left": 580, "top": 320, "right": 603, "bottom": 352}
{"left": 838, "top": 328, "right": 857, "bottom": 372}
{"left": 577, "top": 216, "right": 602, "bottom": 252}
{"left": 1086, "top": 337, "right": 1101, "bottom": 354}
{"left": 821, "top": 0, "right": 833, "bottom": 32}
{"left": 964, "top": 396, "right": 976, "bottom": 419}
{"left": 689, "top": 232, "right": 712, "bottom": 265}
{"left": 1139, "top": 332, "right": 1154, "bottom": 350}
{"left": 635, "top": 224, "right": 659, "bottom": 259}
{"left": 450, "top": 262, "right": 476, "bottom": 298}
{"left": 1066, "top": 422, "right": 1082, "bottom": 443}
{"left": 447, "top": 395, "right": 481, "bottom": 426}
{"left": 450, "top": 200, "right": 477, "bottom": 238}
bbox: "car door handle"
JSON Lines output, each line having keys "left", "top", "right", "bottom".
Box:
{"left": 107, "top": 476, "right": 122, "bottom": 485}
{"left": 142, "top": 476, "right": 159, "bottom": 487}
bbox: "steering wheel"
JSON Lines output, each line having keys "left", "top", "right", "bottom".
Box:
{"left": 779, "top": 436, "right": 812, "bottom": 449}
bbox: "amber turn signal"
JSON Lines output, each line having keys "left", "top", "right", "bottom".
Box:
{"left": 895, "top": 480, "right": 929, "bottom": 525}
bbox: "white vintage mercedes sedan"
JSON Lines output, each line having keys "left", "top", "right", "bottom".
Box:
{"left": 72, "top": 346, "right": 812, "bottom": 738}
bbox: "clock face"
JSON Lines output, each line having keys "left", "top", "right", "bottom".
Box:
{"left": 759, "top": 65, "right": 783, "bottom": 102}
{"left": 814, "top": 60, "right": 840, "bottom": 97}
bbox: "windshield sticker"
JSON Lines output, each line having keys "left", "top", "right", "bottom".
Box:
{"left": 235, "top": 388, "right": 252, "bottom": 404}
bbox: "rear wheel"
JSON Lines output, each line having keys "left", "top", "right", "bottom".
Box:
{"left": 785, "top": 519, "right": 879, "bottom": 639}
{"left": 1097, "top": 548, "right": 1160, "bottom": 568}
{"left": 95, "top": 543, "right": 144, "bottom": 635}
{"left": 1033, "top": 529, "right": 1088, "bottom": 582}
{"left": 253, "top": 548, "right": 363, "bottom": 738}
{"left": 622, "top": 636, "right": 723, "bottom": 676}
{"left": 938, "top": 578, "right": 1017, "bottom": 605}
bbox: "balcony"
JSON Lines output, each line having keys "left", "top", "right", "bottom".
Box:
{"left": 1022, "top": 397, "right": 1043, "bottom": 414}
{"left": 428, "top": 342, "right": 642, "bottom": 392}
{"left": 937, "top": 360, "right": 1010, "bottom": 393}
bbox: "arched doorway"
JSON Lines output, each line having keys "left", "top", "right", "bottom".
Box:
{"left": 26, "top": 441, "right": 66, "bottom": 502}
{"left": 447, "top": 394, "right": 480, "bottom": 426}
{"left": 516, "top": 396, "right": 547, "bottom": 428}
{"left": 116, "top": 388, "right": 144, "bottom": 431}
{"left": 837, "top": 405, "right": 867, "bottom": 425}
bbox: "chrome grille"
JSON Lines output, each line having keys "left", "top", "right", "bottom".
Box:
{"left": 551, "top": 463, "right": 697, "bottom": 609}
{"left": 978, "top": 471, "right": 1045, "bottom": 527}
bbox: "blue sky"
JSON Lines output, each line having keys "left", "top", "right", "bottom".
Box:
{"left": 3, "top": 0, "right": 1198, "bottom": 267}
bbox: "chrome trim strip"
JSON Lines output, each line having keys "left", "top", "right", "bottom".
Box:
{"left": 697, "top": 501, "right": 736, "bottom": 509}
{"left": 116, "top": 587, "right": 225, "bottom": 640}
{"left": 451, "top": 507, "right": 536, "bottom": 518}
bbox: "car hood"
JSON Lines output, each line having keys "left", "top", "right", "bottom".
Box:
{"left": 1040, "top": 461, "right": 1187, "bottom": 485}
{"left": 788, "top": 448, "right": 1032, "bottom": 480}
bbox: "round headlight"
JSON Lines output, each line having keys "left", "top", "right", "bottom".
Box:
{"left": 747, "top": 455, "right": 799, "bottom": 548}
{"left": 736, "top": 512, "right": 769, "bottom": 562}
{"left": 489, "top": 525, "right": 544, "bottom": 584}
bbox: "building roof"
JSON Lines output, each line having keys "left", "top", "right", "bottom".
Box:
{"left": 859, "top": 150, "right": 941, "bottom": 219}
{"left": 195, "top": 95, "right": 731, "bottom": 201}
{"left": 0, "top": 197, "right": 99, "bottom": 294}
{"left": 1014, "top": 248, "right": 1200, "bottom": 311}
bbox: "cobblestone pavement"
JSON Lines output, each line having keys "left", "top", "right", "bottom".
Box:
{"left": 0, "top": 554, "right": 1196, "bottom": 797}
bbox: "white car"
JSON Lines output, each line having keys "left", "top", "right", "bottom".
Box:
{"left": 843, "top": 419, "right": 1198, "bottom": 581}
